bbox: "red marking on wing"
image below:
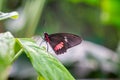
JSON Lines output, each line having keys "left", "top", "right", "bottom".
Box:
{"left": 54, "top": 42, "right": 64, "bottom": 51}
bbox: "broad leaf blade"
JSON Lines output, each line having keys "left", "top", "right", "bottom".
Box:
{"left": 0, "top": 32, "right": 15, "bottom": 80}
{"left": 0, "top": 32, "right": 15, "bottom": 64}
{"left": 17, "top": 38, "right": 75, "bottom": 80}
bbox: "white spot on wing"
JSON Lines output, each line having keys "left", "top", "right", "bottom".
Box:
{"left": 64, "top": 36, "right": 68, "bottom": 42}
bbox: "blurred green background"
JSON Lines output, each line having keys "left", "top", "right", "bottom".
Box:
{"left": 0, "top": 0, "right": 120, "bottom": 79}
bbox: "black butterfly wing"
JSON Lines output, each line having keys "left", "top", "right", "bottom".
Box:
{"left": 48, "top": 33, "right": 67, "bottom": 54}
{"left": 48, "top": 33, "right": 82, "bottom": 54}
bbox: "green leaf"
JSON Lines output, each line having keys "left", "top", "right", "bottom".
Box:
{"left": 0, "top": 32, "right": 75, "bottom": 80}
{"left": 0, "top": 32, "right": 15, "bottom": 80}
{"left": 17, "top": 38, "right": 75, "bottom": 80}
{"left": 0, "top": 11, "right": 19, "bottom": 20}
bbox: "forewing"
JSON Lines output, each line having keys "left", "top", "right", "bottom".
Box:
{"left": 48, "top": 34, "right": 64, "bottom": 48}
{"left": 48, "top": 33, "right": 70, "bottom": 54}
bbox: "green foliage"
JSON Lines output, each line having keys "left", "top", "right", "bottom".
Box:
{"left": 101, "top": 0, "right": 120, "bottom": 28}
{"left": 0, "top": 11, "right": 19, "bottom": 20}
{"left": 0, "top": 32, "right": 75, "bottom": 80}
{"left": 68, "top": 0, "right": 99, "bottom": 5}
{"left": 0, "top": 32, "right": 16, "bottom": 80}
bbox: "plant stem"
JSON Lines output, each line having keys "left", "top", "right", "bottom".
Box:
{"left": 23, "top": 0, "right": 46, "bottom": 37}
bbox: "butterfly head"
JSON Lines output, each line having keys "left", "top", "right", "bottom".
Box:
{"left": 44, "top": 32, "right": 50, "bottom": 42}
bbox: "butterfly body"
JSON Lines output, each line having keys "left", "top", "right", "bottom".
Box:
{"left": 44, "top": 33, "right": 82, "bottom": 55}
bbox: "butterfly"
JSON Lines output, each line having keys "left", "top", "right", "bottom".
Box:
{"left": 43, "top": 32, "right": 82, "bottom": 55}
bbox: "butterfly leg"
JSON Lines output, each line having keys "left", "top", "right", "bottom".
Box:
{"left": 39, "top": 39, "right": 45, "bottom": 46}
{"left": 46, "top": 41, "right": 49, "bottom": 52}
{"left": 39, "top": 37, "right": 49, "bottom": 52}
